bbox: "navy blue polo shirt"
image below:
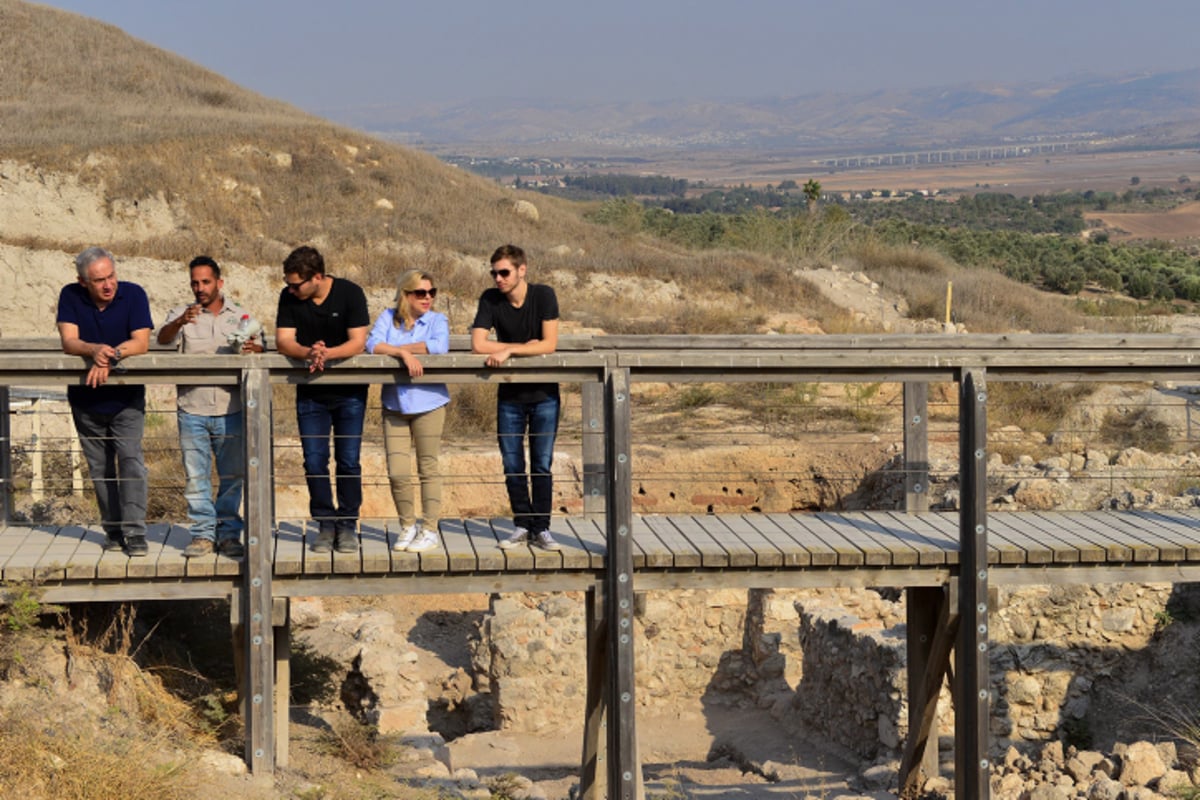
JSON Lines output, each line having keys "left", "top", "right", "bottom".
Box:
{"left": 56, "top": 281, "right": 154, "bottom": 414}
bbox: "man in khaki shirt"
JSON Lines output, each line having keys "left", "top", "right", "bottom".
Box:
{"left": 158, "top": 256, "right": 263, "bottom": 558}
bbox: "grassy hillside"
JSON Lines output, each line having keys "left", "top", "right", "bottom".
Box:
{"left": 0, "top": 0, "right": 1109, "bottom": 335}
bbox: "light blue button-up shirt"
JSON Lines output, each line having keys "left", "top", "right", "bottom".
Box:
{"left": 366, "top": 308, "right": 451, "bottom": 414}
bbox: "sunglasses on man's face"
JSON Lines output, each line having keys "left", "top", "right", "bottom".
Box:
{"left": 405, "top": 288, "right": 438, "bottom": 299}
{"left": 489, "top": 268, "right": 513, "bottom": 279}
{"left": 284, "top": 276, "right": 310, "bottom": 291}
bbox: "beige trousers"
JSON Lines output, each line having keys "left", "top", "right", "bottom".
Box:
{"left": 382, "top": 405, "right": 446, "bottom": 528}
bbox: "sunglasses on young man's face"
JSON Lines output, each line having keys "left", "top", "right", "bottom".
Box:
{"left": 489, "top": 268, "right": 512, "bottom": 279}
{"left": 405, "top": 288, "right": 437, "bottom": 299}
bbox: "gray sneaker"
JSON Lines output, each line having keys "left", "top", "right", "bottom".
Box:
{"left": 532, "top": 530, "right": 561, "bottom": 551}
{"left": 497, "top": 527, "right": 529, "bottom": 549}
{"left": 311, "top": 525, "right": 335, "bottom": 553}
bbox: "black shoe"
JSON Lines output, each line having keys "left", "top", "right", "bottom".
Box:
{"left": 124, "top": 535, "right": 149, "bottom": 557}
{"left": 311, "top": 525, "right": 335, "bottom": 553}
{"left": 334, "top": 532, "right": 359, "bottom": 554}
{"left": 217, "top": 538, "right": 245, "bottom": 559}
{"left": 102, "top": 532, "right": 126, "bottom": 552}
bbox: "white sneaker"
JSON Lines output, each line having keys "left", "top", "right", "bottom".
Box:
{"left": 497, "top": 526, "right": 529, "bottom": 549}
{"left": 532, "top": 530, "right": 561, "bottom": 551}
{"left": 407, "top": 529, "right": 439, "bottom": 553}
{"left": 393, "top": 524, "right": 418, "bottom": 551}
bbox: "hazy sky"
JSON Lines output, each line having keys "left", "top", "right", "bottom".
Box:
{"left": 38, "top": 0, "right": 1200, "bottom": 113}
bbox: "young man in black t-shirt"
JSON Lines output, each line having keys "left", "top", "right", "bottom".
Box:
{"left": 471, "top": 244, "right": 561, "bottom": 550}
{"left": 275, "top": 246, "right": 369, "bottom": 553}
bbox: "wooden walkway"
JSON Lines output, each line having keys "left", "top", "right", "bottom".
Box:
{"left": 13, "top": 509, "right": 1200, "bottom": 603}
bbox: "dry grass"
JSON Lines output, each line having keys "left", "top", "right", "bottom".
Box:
{"left": 849, "top": 239, "right": 1097, "bottom": 333}
{"left": 0, "top": 711, "right": 196, "bottom": 800}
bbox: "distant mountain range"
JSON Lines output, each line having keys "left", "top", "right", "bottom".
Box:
{"left": 322, "top": 70, "right": 1200, "bottom": 155}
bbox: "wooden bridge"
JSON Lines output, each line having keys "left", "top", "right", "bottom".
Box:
{"left": 3, "top": 333, "right": 1200, "bottom": 800}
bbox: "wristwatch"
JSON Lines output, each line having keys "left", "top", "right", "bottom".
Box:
{"left": 112, "top": 346, "right": 123, "bottom": 363}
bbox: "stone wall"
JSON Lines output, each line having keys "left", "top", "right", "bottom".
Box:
{"left": 468, "top": 582, "right": 1195, "bottom": 764}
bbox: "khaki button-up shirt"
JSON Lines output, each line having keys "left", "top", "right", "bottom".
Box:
{"left": 161, "top": 299, "right": 259, "bottom": 416}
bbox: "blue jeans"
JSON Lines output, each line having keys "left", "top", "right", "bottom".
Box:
{"left": 297, "top": 388, "right": 366, "bottom": 531}
{"left": 497, "top": 396, "right": 559, "bottom": 534}
{"left": 71, "top": 400, "right": 147, "bottom": 538}
{"left": 178, "top": 410, "right": 244, "bottom": 543}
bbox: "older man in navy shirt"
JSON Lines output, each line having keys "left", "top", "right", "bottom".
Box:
{"left": 56, "top": 247, "right": 153, "bottom": 556}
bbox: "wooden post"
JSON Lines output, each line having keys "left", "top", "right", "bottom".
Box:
{"left": 580, "top": 584, "right": 607, "bottom": 800}
{"left": 605, "top": 368, "right": 642, "bottom": 800}
{"left": 582, "top": 381, "right": 606, "bottom": 520}
{"left": 903, "top": 382, "right": 929, "bottom": 513}
{"left": 30, "top": 398, "right": 44, "bottom": 502}
{"left": 0, "top": 386, "right": 10, "bottom": 523}
{"left": 901, "top": 380, "right": 938, "bottom": 788}
{"left": 242, "top": 365, "right": 276, "bottom": 775}
{"left": 955, "top": 369, "right": 990, "bottom": 799}
{"left": 274, "top": 597, "right": 291, "bottom": 769}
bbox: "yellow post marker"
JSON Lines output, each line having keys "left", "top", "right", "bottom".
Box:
{"left": 945, "top": 282, "right": 953, "bottom": 326}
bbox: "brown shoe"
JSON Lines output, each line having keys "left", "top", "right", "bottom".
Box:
{"left": 183, "top": 537, "right": 214, "bottom": 558}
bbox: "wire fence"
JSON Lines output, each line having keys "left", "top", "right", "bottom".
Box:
{"left": 7, "top": 376, "right": 1200, "bottom": 529}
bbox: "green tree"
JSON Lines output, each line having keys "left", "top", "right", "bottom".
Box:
{"left": 803, "top": 179, "right": 821, "bottom": 215}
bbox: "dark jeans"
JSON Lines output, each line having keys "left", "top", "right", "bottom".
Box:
{"left": 297, "top": 388, "right": 366, "bottom": 531}
{"left": 71, "top": 400, "right": 147, "bottom": 538}
{"left": 497, "top": 395, "right": 560, "bottom": 534}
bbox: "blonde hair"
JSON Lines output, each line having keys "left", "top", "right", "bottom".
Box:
{"left": 394, "top": 269, "right": 436, "bottom": 330}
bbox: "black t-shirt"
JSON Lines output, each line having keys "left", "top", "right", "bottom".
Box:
{"left": 472, "top": 283, "right": 559, "bottom": 404}
{"left": 277, "top": 276, "right": 370, "bottom": 397}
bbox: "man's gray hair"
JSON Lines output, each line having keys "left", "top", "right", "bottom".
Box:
{"left": 74, "top": 246, "right": 115, "bottom": 279}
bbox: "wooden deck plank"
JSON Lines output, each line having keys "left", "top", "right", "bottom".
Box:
{"left": 487, "top": 519, "right": 536, "bottom": 572}
{"left": 301, "top": 521, "right": 334, "bottom": 576}
{"left": 1074, "top": 512, "right": 1161, "bottom": 562}
{"left": 738, "top": 514, "right": 813, "bottom": 567}
{"left": 273, "top": 521, "right": 306, "bottom": 576}
{"left": 781, "top": 513, "right": 865, "bottom": 567}
{"left": 32, "top": 525, "right": 89, "bottom": 582}
{"left": 687, "top": 515, "right": 759, "bottom": 568}
{"left": 989, "top": 513, "right": 1082, "bottom": 564}
{"left": 903, "top": 512, "right": 963, "bottom": 565}
{"left": 873, "top": 512, "right": 953, "bottom": 566}
{"left": 1127, "top": 510, "right": 1200, "bottom": 560}
{"left": 1025, "top": 513, "right": 1110, "bottom": 563}
{"left": 561, "top": 517, "right": 608, "bottom": 569}
{"left": 641, "top": 515, "right": 702, "bottom": 568}
{"left": 359, "top": 521, "right": 393, "bottom": 574}
{"left": 550, "top": 520, "right": 593, "bottom": 570}
{"left": 916, "top": 512, "right": 1002, "bottom": 565}
{"left": 65, "top": 525, "right": 109, "bottom": 580}
{"left": 666, "top": 516, "right": 732, "bottom": 568}
{"left": 814, "top": 513, "right": 906, "bottom": 566}
{"left": 439, "top": 519, "right": 479, "bottom": 573}
{"left": 445, "top": 519, "right": 506, "bottom": 572}
{"left": 25, "top": 509, "right": 1200, "bottom": 596}
{"left": 712, "top": 515, "right": 784, "bottom": 568}
{"left": 1052, "top": 513, "right": 1134, "bottom": 562}
{"left": 0, "top": 524, "right": 45, "bottom": 580}
{"left": 389, "top": 519, "right": 423, "bottom": 573}
{"left": 984, "top": 515, "right": 1060, "bottom": 565}
{"left": 631, "top": 516, "right": 676, "bottom": 568}
{"left": 162, "top": 524, "right": 194, "bottom": 574}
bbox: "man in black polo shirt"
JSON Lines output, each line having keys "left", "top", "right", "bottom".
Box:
{"left": 471, "top": 244, "right": 561, "bottom": 550}
{"left": 55, "top": 246, "right": 153, "bottom": 556}
{"left": 275, "top": 246, "right": 369, "bottom": 553}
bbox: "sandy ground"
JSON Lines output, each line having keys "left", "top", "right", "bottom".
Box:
{"left": 376, "top": 593, "right": 877, "bottom": 800}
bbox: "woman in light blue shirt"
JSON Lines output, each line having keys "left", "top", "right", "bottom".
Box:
{"left": 366, "top": 269, "right": 450, "bottom": 552}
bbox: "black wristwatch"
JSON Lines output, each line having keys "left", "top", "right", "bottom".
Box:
{"left": 112, "top": 346, "right": 123, "bottom": 363}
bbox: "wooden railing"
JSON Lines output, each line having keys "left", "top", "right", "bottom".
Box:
{"left": 3, "top": 333, "right": 1200, "bottom": 799}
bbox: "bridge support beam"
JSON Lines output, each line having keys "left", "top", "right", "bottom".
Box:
{"left": 955, "top": 369, "right": 990, "bottom": 798}
{"left": 580, "top": 584, "right": 607, "bottom": 800}
{"left": 604, "top": 367, "right": 643, "bottom": 800}
{"left": 242, "top": 365, "right": 277, "bottom": 775}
